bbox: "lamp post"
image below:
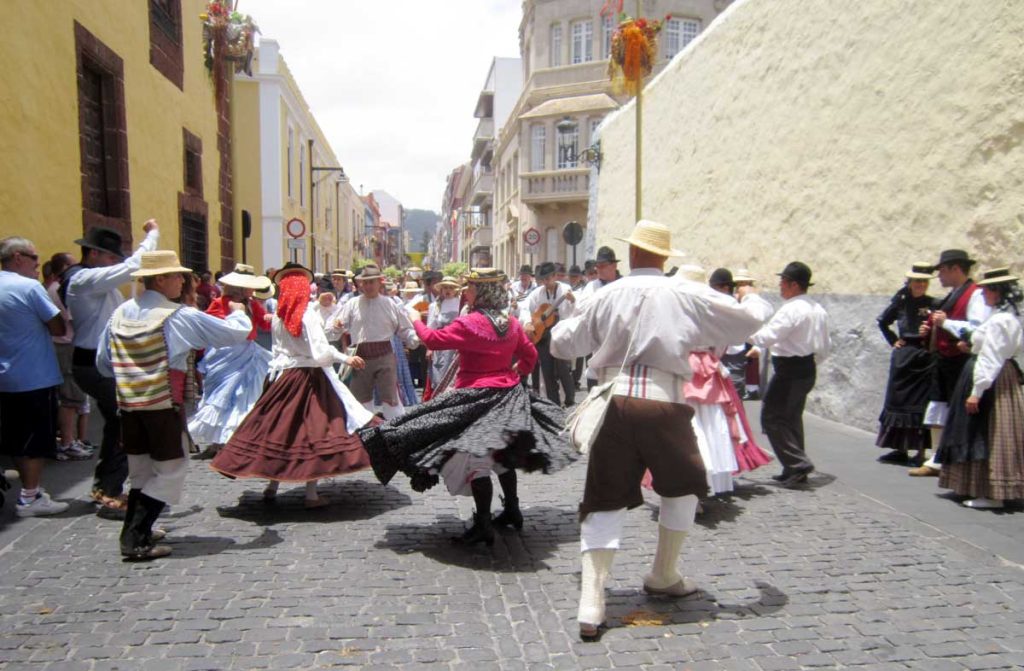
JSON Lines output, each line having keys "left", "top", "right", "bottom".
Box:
{"left": 555, "top": 117, "right": 603, "bottom": 171}
{"left": 309, "top": 138, "right": 348, "bottom": 272}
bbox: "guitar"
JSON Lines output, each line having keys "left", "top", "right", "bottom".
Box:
{"left": 529, "top": 290, "right": 571, "bottom": 344}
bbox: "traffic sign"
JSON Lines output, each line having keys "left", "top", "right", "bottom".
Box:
{"left": 286, "top": 218, "right": 306, "bottom": 239}
{"left": 286, "top": 238, "right": 306, "bottom": 250}
{"left": 523, "top": 227, "right": 541, "bottom": 246}
{"left": 562, "top": 221, "right": 584, "bottom": 246}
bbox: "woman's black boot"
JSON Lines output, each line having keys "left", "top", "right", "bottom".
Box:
{"left": 453, "top": 477, "right": 494, "bottom": 546}
{"left": 492, "top": 470, "right": 523, "bottom": 530}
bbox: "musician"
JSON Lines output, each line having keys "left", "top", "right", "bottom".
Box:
{"left": 911, "top": 249, "right": 990, "bottom": 477}
{"left": 510, "top": 265, "right": 539, "bottom": 392}
{"left": 550, "top": 220, "right": 764, "bottom": 640}
{"left": 583, "top": 259, "right": 598, "bottom": 284}
{"left": 523, "top": 261, "right": 575, "bottom": 407}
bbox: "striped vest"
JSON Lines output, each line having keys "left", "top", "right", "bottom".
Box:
{"left": 109, "top": 302, "right": 180, "bottom": 411}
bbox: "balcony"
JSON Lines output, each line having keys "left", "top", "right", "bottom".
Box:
{"left": 525, "top": 61, "right": 608, "bottom": 92}
{"left": 470, "top": 171, "right": 494, "bottom": 205}
{"left": 471, "top": 118, "right": 495, "bottom": 160}
{"left": 520, "top": 168, "right": 589, "bottom": 206}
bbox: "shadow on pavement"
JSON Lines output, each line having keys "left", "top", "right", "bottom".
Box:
{"left": 215, "top": 479, "right": 413, "bottom": 525}
{"left": 161, "top": 527, "right": 284, "bottom": 559}
{"left": 374, "top": 505, "right": 578, "bottom": 572}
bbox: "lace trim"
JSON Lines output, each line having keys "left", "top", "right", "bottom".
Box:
{"left": 459, "top": 312, "right": 518, "bottom": 342}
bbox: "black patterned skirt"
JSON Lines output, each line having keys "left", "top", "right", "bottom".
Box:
{"left": 357, "top": 383, "right": 577, "bottom": 492}
{"left": 875, "top": 344, "right": 934, "bottom": 451}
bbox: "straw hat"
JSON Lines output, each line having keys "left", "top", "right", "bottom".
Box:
{"left": 130, "top": 250, "right": 191, "bottom": 278}
{"left": 676, "top": 264, "right": 706, "bottom": 283}
{"left": 254, "top": 284, "right": 276, "bottom": 301}
{"left": 270, "top": 262, "right": 313, "bottom": 284}
{"left": 905, "top": 262, "right": 936, "bottom": 280}
{"left": 732, "top": 268, "right": 756, "bottom": 284}
{"left": 465, "top": 268, "right": 505, "bottom": 283}
{"left": 435, "top": 275, "right": 462, "bottom": 290}
{"left": 356, "top": 265, "right": 384, "bottom": 281}
{"left": 220, "top": 263, "right": 273, "bottom": 290}
{"left": 399, "top": 281, "right": 422, "bottom": 294}
{"left": 977, "top": 267, "right": 1019, "bottom": 286}
{"left": 614, "top": 220, "right": 685, "bottom": 258}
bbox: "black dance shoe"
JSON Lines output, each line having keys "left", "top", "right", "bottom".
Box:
{"left": 452, "top": 512, "right": 494, "bottom": 547}
{"left": 877, "top": 450, "right": 909, "bottom": 464}
{"left": 492, "top": 496, "right": 523, "bottom": 530}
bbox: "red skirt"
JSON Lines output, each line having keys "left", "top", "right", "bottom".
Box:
{"left": 211, "top": 367, "right": 371, "bottom": 482}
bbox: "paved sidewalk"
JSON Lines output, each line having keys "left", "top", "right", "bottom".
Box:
{"left": 1, "top": 404, "right": 1023, "bottom": 670}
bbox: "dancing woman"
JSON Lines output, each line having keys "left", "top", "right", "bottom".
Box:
{"left": 358, "top": 268, "right": 577, "bottom": 545}
{"left": 211, "top": 263, "right": 375, "bottom": 508}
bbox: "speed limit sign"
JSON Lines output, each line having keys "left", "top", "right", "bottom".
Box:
{"left": 523, "top": 227, "right": 541, "bottom": 246}
{"left": 286, "top": 218, "right": 306, "bottom": 239}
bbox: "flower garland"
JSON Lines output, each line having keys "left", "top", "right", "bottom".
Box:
{"left": 607, "top": 12, "right": 670, "bottom": 96}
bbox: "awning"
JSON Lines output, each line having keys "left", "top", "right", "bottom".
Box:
{"left": 519, "top": 93, "right": 618, "bottom": 120}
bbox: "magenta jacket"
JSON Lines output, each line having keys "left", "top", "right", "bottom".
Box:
{"left": 412, "top": 311, "right": 537, "bottom": 389}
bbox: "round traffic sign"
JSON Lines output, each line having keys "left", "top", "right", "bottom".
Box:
{"left": 562, "top": 221, "right": 583, "bottom": 246}
{"left": 523, "top": 227, "right": 541, "bottom": 246}
{"left": 286, "top": 218, "right": 306, "bottom": 239}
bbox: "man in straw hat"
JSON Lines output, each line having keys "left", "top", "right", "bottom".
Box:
{"left": 551, "top": 220, "right": 767, "bottom": 640}
{"left": 910, "top": 249, "right": 990, "bottom": 477}
{"left": 335, "top": 264, "right": 420, "bottom": 420}
{"left": 96, "top": 250, "right": 252, "bottom": 560}
{"left": 64, "top": 219, "right": 160, "bottom": 516}
{"left": 747, "top": 261, "right": 831, "bottom": 487}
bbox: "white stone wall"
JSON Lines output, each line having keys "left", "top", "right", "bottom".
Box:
{"left": 593, "top": 0, "right": 1024, "bottom": 429}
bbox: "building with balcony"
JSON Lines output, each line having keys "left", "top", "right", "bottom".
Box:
{"left": 492, "top": 0, "right": 733, "bottom": 273}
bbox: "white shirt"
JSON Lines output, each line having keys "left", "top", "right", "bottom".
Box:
{"left": 550, "top": 269, "right": 765, "bottom": 397}
{"left": 970, "top": 311, "right": 1023, "bottom": 398}
{"left": 96, "top": 290, "right": 251, "bottom": 377}
{"left": 510, "top": 279, "right": 535, "bottom": 300}
{"left": 523, "top": 281, "right": 575, "bottom": 324}
{"left": 338, "top": 294, "right": 420, "bottom": 348}
{"left": 749, "top": 294, "right": 831, "bottom": 361}
{"left": 67, "top": 229, "right": 159, "bottom": 349}
{"left": 269, "top": 303, "right": 351, "bottom": 375}
{"left": 942, "top": 289, "right": 991, "bottom": 339}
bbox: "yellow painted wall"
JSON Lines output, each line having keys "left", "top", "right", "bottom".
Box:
{"left": 0, "top": 0, "right": 225, "bottom": 269}
{"left": 232, "top": 78, "right": 263, "bottom": 271}
{"left": 594, "top": 0, "right": 1024, "bottom": 293}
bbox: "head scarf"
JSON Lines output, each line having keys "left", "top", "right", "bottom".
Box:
{"left": 992, "top": 280, "right": 1023, "bottom": 316}
{"left": 276, "top": 272, "right": 310, "bottom": 338}
{"left": 470, "top": 279, "right": 511, "bottom": 338}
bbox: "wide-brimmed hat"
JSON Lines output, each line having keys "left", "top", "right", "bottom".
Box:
{"left": 399, "top": 281, "right": 421, "bottom": 294}
{"left": 130, "top": 250, "right": 191, "bottom": 278}
{"left": 536, "top": 261, "right": 557, "bottom": 279}
{"left": 220, "top": 263, "right": 272, "bottom": 290}
{"left": 355, "top": 265, "right": 384, "bottom": 281}
{"left": 584, "top": 259, "right": 597, "bottom": 272}
{"left": 436, "top": 275, "right": 462, "bottom": 290}
{"left": 465, "top": 267, "right": 505, "bottom": 283}
{"left": 905, "top": 262, "right": 936, "bottom": 280}
{"left": 708, "top": 267, "right": 735, "bottom": 287}
{"left": 569, "top": 265, "right": 583, "bottom": 277}
{"left": 677, "top": 265, "right": 706, "bottom": 283}
{"left": 330, "top": 268, "right": 350, "bottom": 278}
{"left": 406, "top": 266, "right": 423, "bottom": 279}
{"left": 933, "top": 249, "right": 976, "bottom": 269}
{"left": 270, "top": 262, "right": 314, "bottom": 284}
{"left": 518, "top": 264, "right": 534, "bottom": 276}
{"left": 254, "top": 284, "right": 276, "bottom": 301}
{"left": 777, "top": 261, "right": 814, "bottom": 287}
{"left": 595, "top": 246, "right": 620, "bottom": 264}
{"left": 75, "top": 227, "right": 125, "bottom": 260}
{"left": 732, "top": 268, "right": 756, "bottom": 284}
{"left": 614, "top": 220, "right": 685, "bottom": 258}
{"left": 977, "top": 267, "right": 1019, "bottom": 287}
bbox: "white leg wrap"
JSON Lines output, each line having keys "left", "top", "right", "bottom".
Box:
{"left": 578, "top": 549, "right": 615, "bottom": 626}
{"left": 141, "top": 457, "right": 188, "bottom": 505}
{"left": 658, "top": 494, "right": 698, "bottom": 532}
{"left": 580, "top": 508, "right": 626, "bottom": 552}
{"left": 644, "top": 526, "right": 688, "bottom": 589}
{"left": 381, "top": 402, "right": 404, "bottom": 420}
{"left": 923, "top": 401, "right": 948, "bottom": 427}
{"left": 127, "top": 454, "right": 155, "bottom": 492}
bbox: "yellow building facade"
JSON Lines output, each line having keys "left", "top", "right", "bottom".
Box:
{"left": 0, "top": 0, "right": 237, "bottom": 272}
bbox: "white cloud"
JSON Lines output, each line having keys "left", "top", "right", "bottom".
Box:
{"left": 240, "top": 0, "right": 522, "bottom": 211}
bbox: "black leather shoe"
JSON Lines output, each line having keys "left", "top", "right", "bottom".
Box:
{"left": 771, "top": 472, "right": 789, "bottom": 482}
{"left": 780, "top": 468, "right": 813, "bottom": 487}
{"left": 877, "top": 450, "right": 909, "bottom": 464}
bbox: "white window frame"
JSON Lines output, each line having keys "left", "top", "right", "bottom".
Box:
{"left": 550, "top": 23, "right": 562, "bottom": 67}
{"left": 287, "top": 127, "right": 294, "bottom": 198}
{"left": 530, "top": 124, "right": 546, "bottom": 171}
{"left": 570, "top": 20, "right": 593, "bottom": 64}
{"left": 665, "top": 17, "right": 701, "bottom": 59}
{"left": 299, "top": 141, "right": 306, "bottom": 206}
{"left": 601, "top": 15, "right": 614, "bottom": 60}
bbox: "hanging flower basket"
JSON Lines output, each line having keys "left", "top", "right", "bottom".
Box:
{"left": 607, "top": 13, "right": 669, "bottom": 97}
{"left": 201, "top": 1, "right": 259, "bottom": 76}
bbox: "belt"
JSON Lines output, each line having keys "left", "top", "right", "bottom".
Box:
{"left": 72, "top": 347, "right": 98, "bottom": 367}
{"left": 355, "top": 340, "right": 393, "bottom": 359}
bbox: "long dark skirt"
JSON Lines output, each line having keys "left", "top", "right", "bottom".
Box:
{"left": 211, "top": 367, "right": 371, "bottom": 482}
{"left": 876, "top": 344, "right": 934, "bottom": 451}
{"left": 934, "top": 357, "right": 989, "bottom": 465}
{"left": 357, "top": 384, "right": 577, "bottom": 492}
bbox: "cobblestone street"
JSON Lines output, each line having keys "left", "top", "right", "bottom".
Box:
{"left": 2, "top": 407, "right": 1023, "bottom": 670}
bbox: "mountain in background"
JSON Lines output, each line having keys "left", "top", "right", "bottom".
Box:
{"left": 404, "top": 209, "right": 440, "bottom": 252}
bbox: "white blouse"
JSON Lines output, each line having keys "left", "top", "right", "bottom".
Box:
{"left": 970, "top": 311, "right": 1024, "bottom": 398}
{"left": 269, "top": 303, "right": 349, "bottom": 375}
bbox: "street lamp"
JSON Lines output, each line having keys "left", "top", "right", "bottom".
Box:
{"left": 555, "top": 116, "right": 603, "bottom": 171}
{"left": 309, "top": 138, "right": 348, "bottom": 270}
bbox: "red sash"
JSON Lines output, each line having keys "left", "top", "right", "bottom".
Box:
{"left": 934, "top": 282, "right": 978, "bottom": 358}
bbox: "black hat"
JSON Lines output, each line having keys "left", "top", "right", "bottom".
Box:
{"left": 933, "top": 249, "right": 976, "bottom": 269}
{"left": 536, "top": 261, "right": 556, "bottom": 279}
{"left": 569, "top": 264, "right": 583, "bottom": 276}
{"left": 74, "top": 226, "right": 125, "bottom": 260}
{"left": 518, "top": 264, "right": 534, "bottom": 276}
{"left": 595, "top": 246, "right": 619, "bottom": 264}
{"left": 555, "top": 262, "right": 566, "bottom": 273}
{"left": 422, "top": 270, "right": 443, "bottom": 283}
{"left": 777, "top": 261, "right": 814, "bottom": 288}
{"left": 708, "top": 267, "right": 735, "bottom": 287}
{"left": 584, "top": 259, "right": 597, "bottom": 272}
{"left": 270, "top": 262, "right": 314, "bottom": 284}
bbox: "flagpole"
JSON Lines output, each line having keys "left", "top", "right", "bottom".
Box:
{"left": 635, "top": 0, "right": 642, "bottom": 223}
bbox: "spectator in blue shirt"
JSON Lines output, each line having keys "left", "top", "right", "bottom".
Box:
{"left": 0, "top": 237, "right": 69, "bottom": 517}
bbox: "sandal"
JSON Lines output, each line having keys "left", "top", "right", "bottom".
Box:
{"left": 90, "top": 490, "right": 128, "bottom": 510}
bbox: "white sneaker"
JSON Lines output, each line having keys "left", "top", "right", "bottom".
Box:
{"left": 56, "top": 442, "right": 92, "bottom": 461}
{"left": 963, "top": 498, "right": 1004, "bottom": 509}
{"left": 16, "top": 491, "right": 69, "bottom": 517}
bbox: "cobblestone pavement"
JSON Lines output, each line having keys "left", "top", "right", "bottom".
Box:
{"left": 2, "top": 412, "right": 1024, "bottom": 670}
